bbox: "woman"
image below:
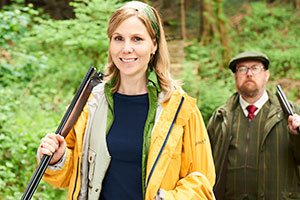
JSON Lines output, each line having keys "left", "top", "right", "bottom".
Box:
{"left": 38, "top": 1, "right": 215, "bottom": 199}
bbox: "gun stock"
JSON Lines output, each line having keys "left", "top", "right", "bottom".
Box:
{"left": 60, "top": 71, "right": 103, "bottom": 137}
{"left": 21, "top": 67, "right": 103, "bottom": 200}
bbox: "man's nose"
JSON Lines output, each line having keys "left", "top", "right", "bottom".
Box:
{"left": 246, "top": 68, "right": 254, "bottom": 75}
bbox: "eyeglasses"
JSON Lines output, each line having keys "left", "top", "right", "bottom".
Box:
{"left": 236, "top": 65, "right": 264, "bottom": 75}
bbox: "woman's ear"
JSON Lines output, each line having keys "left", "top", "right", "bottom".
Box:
{"left": 152, "top": 40, "right": 157, "bottom": 54}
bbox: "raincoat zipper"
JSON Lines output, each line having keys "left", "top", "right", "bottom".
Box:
{"left": 145, "top": 96, "right": 184, "bottom": 191}
{"left": 72, "top": 159, "right": 80, "bottom": 200}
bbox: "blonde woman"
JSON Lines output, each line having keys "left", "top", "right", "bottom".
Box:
{"left": 38, "top": 1, "right": 215, "bottom": 199}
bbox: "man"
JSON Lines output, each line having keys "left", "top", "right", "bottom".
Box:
{"left": 207, "top": 51, "right": 300, "bottom": 200}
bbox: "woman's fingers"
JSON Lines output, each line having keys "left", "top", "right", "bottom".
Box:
{"left": 39, "top": 133, "right": 66, "bottom": 164}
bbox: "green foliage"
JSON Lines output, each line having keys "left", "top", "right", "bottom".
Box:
{"left": 233, "top": 2, "right": 300, "bottom": 80}
{"left": 180, "top": 62, "right": 235, "bottom": 124}
{"left": 185, "top": 39, "right": 232, "bottom": 79}
{"left": 19, "top": 0, "right": 122, "bottom": 92}
{"left": 0, "top": 53, "right": 45, "bottom": 87}
{"left": 25, "top": 0, "right": 121, "bottom": 52}
{"left": 0, "top": 0, "right": 121, "bottom": 199}
{"left": 0, "top": 10, "right": 47, "bottom": 199}
{"left": 0, "top": 0, "right": 299, "bottom": 198}
{"left": 0, "top": 4, "right": 38, "bottom": 49}
{"left": 0, "top": 52, "right": 69, "bottom": 199}
{"left": 184, "top": 1, "right": 299, "bottom": 123}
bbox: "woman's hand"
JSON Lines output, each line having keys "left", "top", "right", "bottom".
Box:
{"left": 38, "top": 133, "right": 67, "bottom": 165}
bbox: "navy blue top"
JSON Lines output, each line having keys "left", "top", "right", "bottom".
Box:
{"left": 99, "top": 92, "right": 149, "bottom": 200}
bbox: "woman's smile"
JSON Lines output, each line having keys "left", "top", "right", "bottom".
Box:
{"left": 120, "top": 57, "right": 138, "bottom": 63}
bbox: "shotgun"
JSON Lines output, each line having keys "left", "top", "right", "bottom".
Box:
{"left": 20, "top": 66, "right": 103, "bottom": 200}
{"left": 276, "top": 84, "right": 300, "bottom": 134}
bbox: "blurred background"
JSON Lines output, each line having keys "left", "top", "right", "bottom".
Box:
{"left": 0, "top": 0, "right": 299, "bottom": 199}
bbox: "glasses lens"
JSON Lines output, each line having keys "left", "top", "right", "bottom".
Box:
{"left": 237, "top": 66, "right": 247, "bottom": 74}
{"left": 237, "top": 66, "right": 262, "bottom": 74}
{"left": 252, "top": 66, "right": 262, "bottom": 74}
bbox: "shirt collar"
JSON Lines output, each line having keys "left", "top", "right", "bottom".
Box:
{"left": 239, "top": 91, "right": 269, "bottom": 117}
{"left": 146, "top": 67, "right": 161, "bottom": 93}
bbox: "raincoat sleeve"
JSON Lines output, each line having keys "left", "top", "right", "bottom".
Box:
{"left": 41, "top": 104, "right": 89, "bottom": 188}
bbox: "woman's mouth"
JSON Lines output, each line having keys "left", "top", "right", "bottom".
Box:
{"left": 120, "top": 58, "right": 137, "bottom": 63}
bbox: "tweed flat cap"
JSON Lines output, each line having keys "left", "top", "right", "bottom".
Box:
{"left": 229, "top": 51, "right": 270, "bottom": 73}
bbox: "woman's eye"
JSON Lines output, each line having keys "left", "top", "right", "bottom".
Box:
{"left": 114, "top": 36, "right": 123, "bottom": 41}
{"left": 134, "top": 37, "right": 142, "bottom": 41}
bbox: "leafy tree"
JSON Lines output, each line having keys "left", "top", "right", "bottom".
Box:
{"left": 0, "top": 4, "right": 38, "bottom": 49}
{"left": 0, "top": 0, "right": 121, "bottom": 199}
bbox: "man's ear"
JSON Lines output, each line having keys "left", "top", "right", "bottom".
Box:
{"left": 234, "top": 72, "right": 238, "bottom": 82}
{"left": 265, "top": 70, "right": 270, "bottom": 82}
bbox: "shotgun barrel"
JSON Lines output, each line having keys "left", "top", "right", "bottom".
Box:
{"left": 276, "top": 84, "right": 300, "bottom": 134}
{"left": 21, "top": 67, "right": 103, "bottom": 200}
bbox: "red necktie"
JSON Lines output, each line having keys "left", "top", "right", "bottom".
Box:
{"left": 246, "top": 105, "right": 258, "bottom": 120}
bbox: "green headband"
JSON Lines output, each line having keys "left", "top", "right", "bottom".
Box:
{"left": 121, "top": 1, "right": 160, "bottom": 41}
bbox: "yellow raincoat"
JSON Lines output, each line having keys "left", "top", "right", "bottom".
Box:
{"left": 41, "top": 74, "right": 215, "bottom": 200}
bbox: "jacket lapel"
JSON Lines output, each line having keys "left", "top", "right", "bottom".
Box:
{"left": 261, "top": 92, "right": 284, "bottom": 146}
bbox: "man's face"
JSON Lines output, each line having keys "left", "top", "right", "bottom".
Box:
{"left": 234, "top": 60, "right": 270, "bottom": 98}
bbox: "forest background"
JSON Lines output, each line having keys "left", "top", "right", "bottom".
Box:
{"left": 0, "top": 0, "right": 299, "bottom": 199}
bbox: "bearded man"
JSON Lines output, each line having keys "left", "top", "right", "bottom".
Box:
{"left": 207, "top": 51, "right": 300, "bottom": 200}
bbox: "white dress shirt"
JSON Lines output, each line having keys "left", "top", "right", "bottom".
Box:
{"left": 239, "top": 91, "right": 269, "bottom": 118}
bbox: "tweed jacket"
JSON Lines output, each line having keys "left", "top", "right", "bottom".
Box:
{"left": 207, "top": 91, "right": 300, "bottom": 200}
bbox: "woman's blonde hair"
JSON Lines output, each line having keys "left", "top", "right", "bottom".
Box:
{"left": 104, "top": 1, "right": 177, "bottom": 100}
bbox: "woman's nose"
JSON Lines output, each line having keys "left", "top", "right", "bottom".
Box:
{"left": 122, "top": 41, "right": 133, "bottom": 53}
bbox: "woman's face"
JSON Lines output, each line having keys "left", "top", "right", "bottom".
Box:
{"left": 109, "top": 16, "right": 157, "bottom": 80}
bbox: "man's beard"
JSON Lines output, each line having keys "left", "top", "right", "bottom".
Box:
{"left": 238, "top": 84, "right": 260, "bottom": 98}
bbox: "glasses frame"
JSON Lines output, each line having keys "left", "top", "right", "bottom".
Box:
{"left": 236, "top": 65, "right": 264, "bottom": 75}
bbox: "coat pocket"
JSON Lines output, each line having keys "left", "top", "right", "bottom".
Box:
{"left": 88, "top": 147, "right": 96, "bottom": 188}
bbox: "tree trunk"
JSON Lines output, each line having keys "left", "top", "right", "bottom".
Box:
{"left": 294, "top": 0, "right": 300, "bottom": 8}
{"left": 199, "top": 0, "right": 204, "bottom": 40}
{"left": 0, "top": 0, "right": 8, "bottom": 8}
{"left": 180, "top": 0, "right": 186, "bottom": 40}
{"left": 201, "top": 0, "right": 219, "bottom": 45}
{"left": 216, "top": 0, "right": 230, "bottom": 68}
{"left": 200, "top": 0, "right": 230, "bottom": 72}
